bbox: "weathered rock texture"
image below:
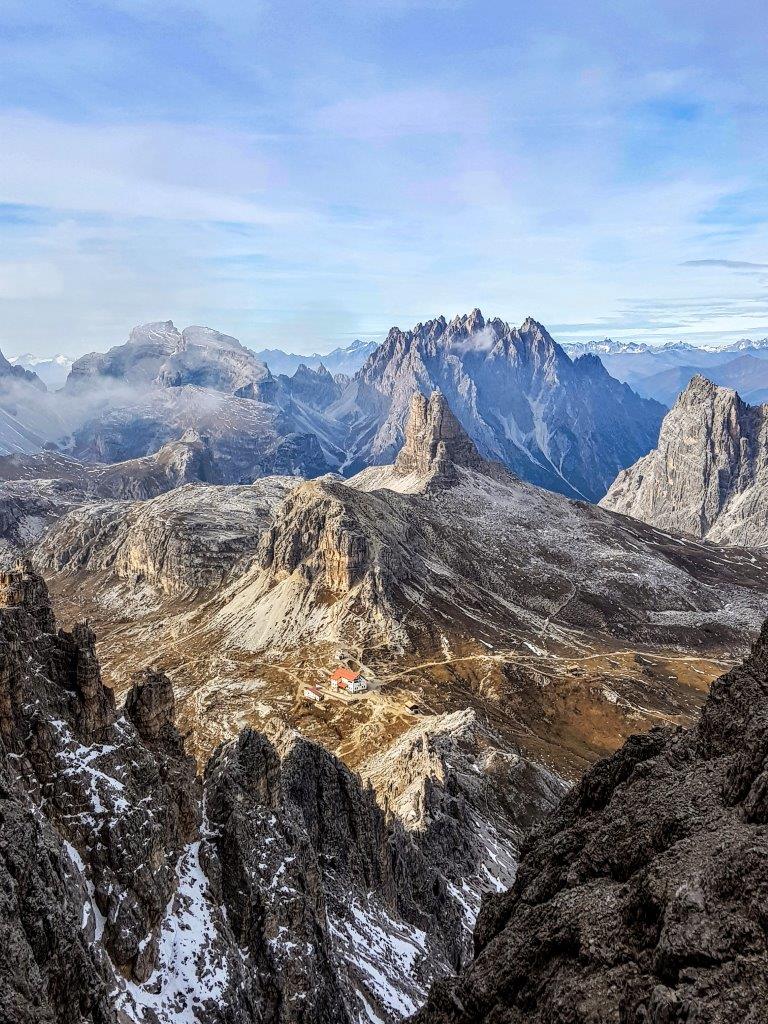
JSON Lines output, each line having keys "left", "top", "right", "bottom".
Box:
{"left": 412, "top": 618, "right": 768, "bottom": 1024}
{"left": 1, "top": 562, "right": 550, "bottom": 1024}
{"left": 0, "top": 433, "right": 226, "bottom": 558}
{"left": 0, "top": 561, "right": 199, "bottom": 1023}
{"left": 601, "top": 375, "right": 768, "bottom": 547}
{"left": 34, "top": 476, "right": 297, "bottom": 598}
{"left": 332, "top": 309, "right": 664, "bottom": 500}
{"left": 394, "top": 391, "right": 494, "bottom": 488}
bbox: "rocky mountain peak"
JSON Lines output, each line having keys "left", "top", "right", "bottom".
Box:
{"left": 519, "top": 315, "right": 548, "bottom": 334}
{"left": 516, "top": 318, "right": 562, "bottom": 363}
{"left": 180, "top": 325, "right": 244, "bottom": 353}
{"left": 346, "top": 309, "right": 666, "bottom": 500}
{"left": 601, "top": 376, "right": 768, "bottom": 546}
{"left": 126, "top": 320, "right": 181, "bottom": 349}
{"left": 677, "top": 372, "right": 737, "bottom": 407}
{"left": 0, "top": 557, "right": 55, "bottom": 633}
{"left": 573, "top": 351, "right": 610, "bottom": 376}
{"left": 153, "top": 430, "right": 222, "bottom": 484}
{"left": 394, "top": 390, "right": 489, "bottom": 486}
{"left": 448, "top": 308, "right": 485, "bottom": 334}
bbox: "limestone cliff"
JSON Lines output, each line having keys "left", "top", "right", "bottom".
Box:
{"left": 601, "top": 375, "right": 768, "bottom": 547}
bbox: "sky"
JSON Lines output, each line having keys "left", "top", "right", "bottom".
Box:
{"left": 2, "top": 0, "right": 768, "bottom": 357}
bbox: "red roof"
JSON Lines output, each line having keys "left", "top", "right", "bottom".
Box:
{"left": 330, "top": 667, "right": 359, "bottom": 683}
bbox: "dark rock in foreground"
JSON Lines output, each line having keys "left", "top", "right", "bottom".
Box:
{"left": 412, "top": 617, "right": 768, "bottom": 1023}
{"left": 1, "top": 560, "right": 553, "bottom": 1023}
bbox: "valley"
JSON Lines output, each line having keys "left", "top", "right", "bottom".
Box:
{"left": 35, "top": 391, "right": 768, "bottom": 782}
{"left": 4, "top": 3, "right": 767, "bottom": 1017}
{"left": 4, "top": 315, "right": 768, "bottom": 1024}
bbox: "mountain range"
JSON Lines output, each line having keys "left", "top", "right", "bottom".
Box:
{"left": 632, "top": 352, "right": 768, "bottom": 406}
{"left": 9, "top": 352, "right": 74, "bottom": 388}
{"left": 32, "top": 390, "right": 768, "bottom": 779}
{"left": 3, "top": 385, "right": 768, "bottom": 1023}
{"left": 331, "top": 309, "right": 664, "bottom": 500}
{"left": 563, "top": 336, "right": 768, "bottom": 404}
{"left": 0, "top": 311, "right": 666, "bottom": 503}
{"left": 253, "top": 337, "right": 378, "bottom": 376}
{"left": 5, "top": 309, "right": 768, "bottom": 1023}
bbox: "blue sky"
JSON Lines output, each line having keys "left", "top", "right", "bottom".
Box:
{"left": 2, "top": 0, "right": 768, "bottom": 356}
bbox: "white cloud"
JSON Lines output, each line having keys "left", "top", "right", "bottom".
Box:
{"left": 0, "top": 112, "right": 300, "bottom": 225}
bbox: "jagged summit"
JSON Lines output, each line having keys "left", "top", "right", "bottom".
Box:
{"left": 340, "top": 311, "right": 663, "bottom": 499}
{"left": 601, "top": 375, "right": 768, "bottom": 546}
{"left": 677, "top": 371, "right": 739, "bottom": 406}
{"left": 350, "top": 390, "right": 512, "bottom": 494}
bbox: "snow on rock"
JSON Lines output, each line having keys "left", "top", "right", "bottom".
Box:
{"left": 116, "top": 842, "right": 230, "bottom": 1024}
{"left": 328, "top": 896, "right": 437, "bottom": 1021}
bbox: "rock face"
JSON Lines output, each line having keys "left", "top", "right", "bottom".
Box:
{"left": 67, "top": 321, "right": 275, "bottom": 396}
{"left": 0, "top": 561, "right": 200, "bottom": 1023}
{"left": 277, "top": 362, "right": 343, "bottom": 411}
{"left": 67, "top": 321, "right": 182, "bottom": 389}
{"left": 34, "top": 476, "right": 297, "bottom": 598}
{"left": 203, "top": 722, "right": 463, "bottom": 1023}
{"left": 66, "top": 385, "right": 335, "bottom": 480}
{"left": 2, "top": 562, "right": 553, "bottom": 1024}
{"left": 412, "top": 617, "right": 768, "bottom": 1024}
{"left": 394, "top": 391, "right": 492, "bottom": 488}
{"left": 0, "top": 433, "right": 225, "bottom": 558}
{"left": 332, "top": 310, "right": 664, "bottom": 500}
{"left": 361, "top": 710, "right": 567, "bottom": 933}
{"left": 601, "top": 376, "right": 768, "bottom": 547}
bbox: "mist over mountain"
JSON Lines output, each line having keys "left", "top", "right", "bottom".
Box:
{"left": 0, "top": 312, "right": 666, "bottom": 504}
{"left": 9, "top": 353, "right": 73, "bottom": 389}
{"left": 332, "top": 309, "right": 664, "bottom": 500}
